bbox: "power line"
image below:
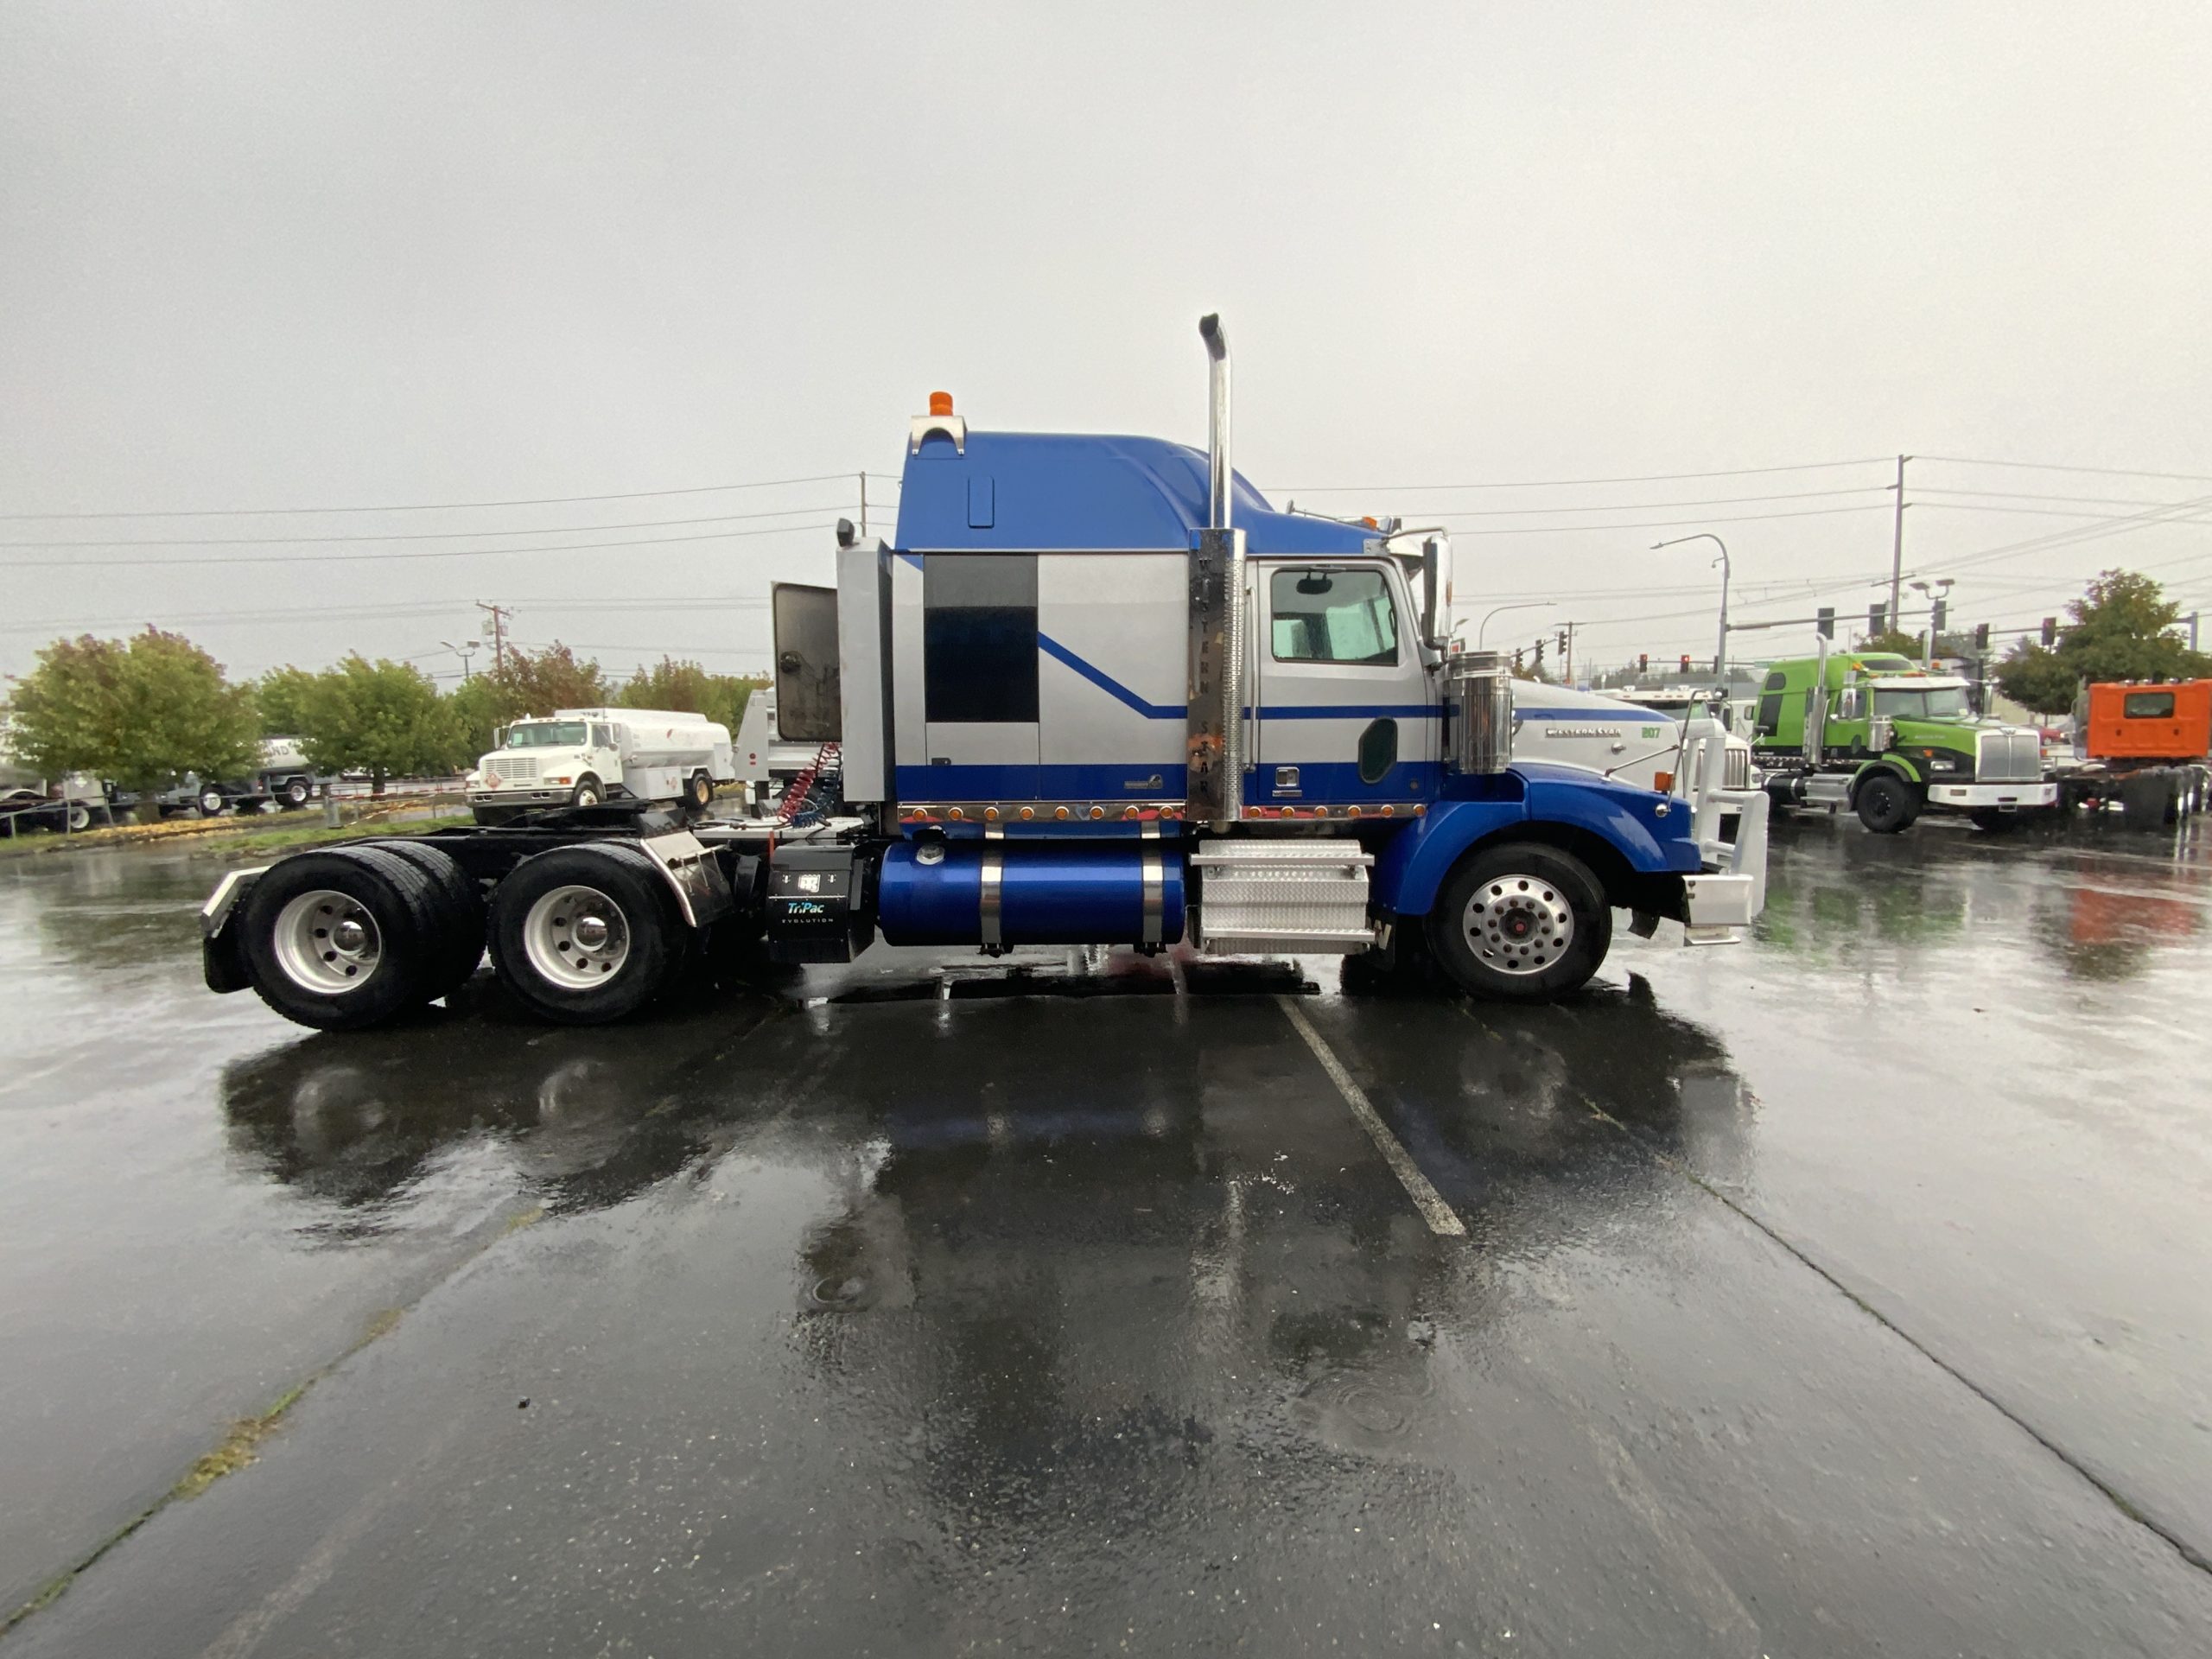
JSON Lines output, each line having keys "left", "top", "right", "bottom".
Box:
{"left": 0, "top": 471, "right": 863, "bottom": 522}
{"left": 1915, "top": 454, "right": 2212, "bottom": 486}
{"left": 0, "top": 519, "right": 846, "bottom": 569}
{"left": 0, "top": 500, "right": 851, "bottom": 549}
{"left": 1357, "top": 485, "right": 1889, "bottom": 518}
{"left": 1268, "top": 456, "right": 1892, "bottom": 493}
{"left": 1438, "top": 502, "right": 1891, "bottom": 536}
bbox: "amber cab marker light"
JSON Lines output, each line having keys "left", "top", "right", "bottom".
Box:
{"left": 929, "top": 391, "right": 954, "bottom": 416}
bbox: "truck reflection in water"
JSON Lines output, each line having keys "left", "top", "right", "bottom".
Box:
{"left": 1750, "top": 816, "right": 2209, "bottom": 984}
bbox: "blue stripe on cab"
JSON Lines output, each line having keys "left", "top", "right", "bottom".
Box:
{"left": 1037, "top": 633, "right": 1183, "bottom": 720}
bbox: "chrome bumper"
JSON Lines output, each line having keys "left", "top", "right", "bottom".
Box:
{"left": 1929, "top": 781, "right": 2057, "bottom": 809}
{"left": 1672, "top": 728, "right": 1770, "bottom": 945}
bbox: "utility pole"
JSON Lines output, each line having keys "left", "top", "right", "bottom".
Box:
{"left": 2189, "top": 611, "right": 2201, "bottom": 652}
{"left": 858, "top": 471, "right": 868, "bottom": 541}
{"left": 475, "top": 601, "right": 512, "bottom": 676}
{"left": 1888, "top": 454, "right": 1911, "bottom": 630}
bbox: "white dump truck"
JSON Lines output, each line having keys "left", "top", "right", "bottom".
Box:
{"left": 469, "top": 708, "right": 734, "bottom": 825}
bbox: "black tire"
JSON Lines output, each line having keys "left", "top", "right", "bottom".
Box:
{"left": 65, "top": 803, "right": 92, "bottom": 832}
{"left": 1427, "top": 842, "right": 1611, "bottom": 1001}
{"left": 281, "top": 777, "right": 312, "bottom": 809}
{"left": 237, "top": 846, "right": 444, "bottom": 1030}
{"left": 685, "top": 771, "right": 714, "bottom": 814}
{"left": 199, "top": 787, "right": 226, "bottom": 817}
{"left": 2120, "top": 768, "right": 2176, "bottom": 830}
{"left": 488, "top": 843, "right": 684, "bottom": 1025}
{"left": 365, "top": 839, "right": 486, "bottom": 996}
{"left": 1855, "top": 772, "right": 1917, "bottom": 834}
{"left": 569, "top": 776, "right": 604, "bottom": 809}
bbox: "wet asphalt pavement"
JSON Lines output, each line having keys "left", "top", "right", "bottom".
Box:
{"left": 3, "top": 815, "right": 2209, "bottom": 1656}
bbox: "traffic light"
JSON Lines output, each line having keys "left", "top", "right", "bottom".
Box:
{"left": 1556, "top": 630, "right": 1568, "bottom": 655}
{"left": 1974, "top": 621, "right": 1990, "bottom": 652}
{"left": 2041, "top": 616, "right": 2057, "bottom": 646}
{"left": 1869, "top": 603, "right": 1888, "bottom": 635}
{"left": 1679, "top": 653, "right": 1692, "bottom": 673}
{"left": 1512, "top": 646, "right": 1524, "bottom": 672}
{"left": 1816, "top": 606, "right": 1834, "bottom": 639}
{"left": 1931, "top": 598, "right": 1948, "bottom": 632}
{"left": 1637, "top": 652, "right": 1649, "bottom": 672}
{"left": 1532, "top": 639, "right": 1545, "bottom": 670}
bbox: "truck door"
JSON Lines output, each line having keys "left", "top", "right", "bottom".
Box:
{"left": 772, "top": 583, "right": 842, "bottom": 743}
{"left": 918, "top": 553, "right": 1039, "bottom": 800}
{"left": 1249, "top": 561, "right": 1434, "bottom": 811}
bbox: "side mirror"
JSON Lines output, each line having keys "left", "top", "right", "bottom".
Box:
{"left": 492, "top": 725, "right": 506, "bottom": 747}
{"left": 1837, "top": 689, "right": 1860, "bottom": 720}
{"left": 1422, "top": 535, "right": 1452, "bottom": 650}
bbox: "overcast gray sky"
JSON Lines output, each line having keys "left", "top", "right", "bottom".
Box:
{"left": 5, "top": 1, "right": 2209, "bottom": 689}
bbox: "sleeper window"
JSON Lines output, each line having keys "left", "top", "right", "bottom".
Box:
{"left": 1270, "top": 569, "right": 1398, "bottom": 666}
{"left": 924, "top": 554, "right": 1039, "bottom": 722}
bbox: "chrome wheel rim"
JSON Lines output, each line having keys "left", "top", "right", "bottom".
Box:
{"left": 1464, "top": 874, "right": 1574, "bottom": 976}
{"left": 522, "top": 884, "right": 630, "bottom": 988}
{"left": 272, "top": 889, "right": 383, "bottom": 994}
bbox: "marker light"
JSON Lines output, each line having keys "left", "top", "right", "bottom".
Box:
{"left": 929, "top": 391, "right": 954, "bottom": 416}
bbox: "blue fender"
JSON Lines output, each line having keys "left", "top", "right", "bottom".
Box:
{"left": 1371, "top": 762, "right": 1701, "bottom": 917}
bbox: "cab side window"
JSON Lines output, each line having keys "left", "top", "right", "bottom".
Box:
{"left": 1271, "top": 569, "right": 1397, "bottom": 666}
{"left": 1755, "top": 671, "right": 1787, "bottom": 737}
{"left": 591, "top": 724, "right": 613, "bottom": 747}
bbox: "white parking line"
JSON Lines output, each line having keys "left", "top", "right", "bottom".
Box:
{"left": 1275, "top": 995, "right": 1466, "bottom": 1237}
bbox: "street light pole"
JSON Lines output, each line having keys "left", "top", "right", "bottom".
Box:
{"left": 440, "top": 639, "right": 480, "bottom": 683}
{"left": 1650, "top": 533, "right": 1731, "bottom": 678}
{"left": 1474, "top": 599, "right": 1556, "bottom": 648}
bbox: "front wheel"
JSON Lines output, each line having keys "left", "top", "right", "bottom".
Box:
{"left": 1855, "top": 772, "right": 1918, "bottom": 834}
{"left": 199, "top": 787, "right": 226, "bottom": 817}
{"left": 1427, "top": 842, "right": 1611, "bottom": 1001}
{"left": 282, "top": 777, "right": 312, "bottom": 809}
{"left": 569, "top": 777, "right": 603, "bottom": 809}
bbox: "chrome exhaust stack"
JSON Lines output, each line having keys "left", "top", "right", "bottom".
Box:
{"left": 1199, "top": 312, "right": 1232, "bottom": 531}
{"left": 1186, "top": 314, "right": 1246, "bottom": 827}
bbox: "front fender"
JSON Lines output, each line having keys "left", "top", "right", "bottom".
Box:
{"left": 1852, "top": 756, "right": 1922, "bottom": 792}
{"left": 1372, "top": 770, "right": 1700, "bottom": 916}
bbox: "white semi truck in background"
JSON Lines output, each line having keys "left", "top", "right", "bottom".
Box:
{"left": 201, "top": 318, "right": 1767, "bottom": 1032}
{"left": 469, "top": 709, "right": 734, "bottom": 825}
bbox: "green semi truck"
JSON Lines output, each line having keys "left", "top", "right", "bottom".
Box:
{"left": 1751, "top": 643, "right": 2056, "bottom": 833}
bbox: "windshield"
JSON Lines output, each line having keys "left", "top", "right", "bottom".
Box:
{"left": 1871, "top": 686, "right": 1971, "bottom": 721}
{"left": 504, "top": 721, "right": 588, "bottom": 749}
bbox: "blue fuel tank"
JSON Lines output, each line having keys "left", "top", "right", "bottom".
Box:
{"left": 876, "top": 841, "right": 1185, "bottom": 947}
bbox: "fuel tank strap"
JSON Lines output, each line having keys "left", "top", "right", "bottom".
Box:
{"left": 979, "top": 846, "right": 1003, "bottom": 945}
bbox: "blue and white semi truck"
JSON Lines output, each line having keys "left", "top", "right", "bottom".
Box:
{"left": 200, "top": 318, "right": 1767, "bottom": 1031}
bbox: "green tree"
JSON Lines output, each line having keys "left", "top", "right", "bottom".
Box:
{"left": 1861, "top": 628, "right": 1925, "bottom": 659}
{"left": 256, "top": 665, "right": 318, "bottom": 735}
{"left": 494, "top": 643, "right": 606, "bottom": 715}
{"left": 445, "top": 674, "right": 524, "bottom": 765}
{"left": 1993, "top": 643, "right": 2078, "bottom": 715}
{"left": 296, "top": 656, "right": 463, "bottom": 794}
{"left": 614, "top": 657, "right": 762, "bottom": 733}
{"left": 3, "top": 630, "right": 260, "bottom": 801}
{"left": 1994, "top": 569, "right": 2211, "bottom": 714}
